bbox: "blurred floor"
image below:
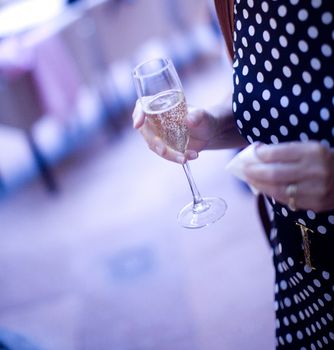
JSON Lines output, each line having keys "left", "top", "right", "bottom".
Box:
{"left": 0, "top": 59, "right": 275, "bottom": 350}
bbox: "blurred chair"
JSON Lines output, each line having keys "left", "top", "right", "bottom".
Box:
{"left": 0, "top": 66, "right": 58, "bottom": 192}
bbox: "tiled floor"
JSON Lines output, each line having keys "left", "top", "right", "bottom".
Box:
{"left": 0, "top": 60, "right": 275, "bottom": 350}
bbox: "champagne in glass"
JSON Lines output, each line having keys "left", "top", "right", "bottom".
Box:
{"left": 133, "top": 57, "right": 227, "bottom": 228}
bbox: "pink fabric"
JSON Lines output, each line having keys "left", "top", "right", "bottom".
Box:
{"left": 0, "top": 26, "right": 82, "bottom": 123}
{"left": 24, "top": 28, "right": 82, "bottom": 121}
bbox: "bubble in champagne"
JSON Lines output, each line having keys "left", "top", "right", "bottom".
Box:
{"left": 143, "top": 90, "right": 189, "bottom": 153}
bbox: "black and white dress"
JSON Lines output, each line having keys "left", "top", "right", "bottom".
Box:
{"left": 232, "top": 0, "right": 334, "bottom": 349}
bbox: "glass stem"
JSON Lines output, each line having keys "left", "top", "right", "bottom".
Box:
{"left": 182, "top": 161, "right": 203, "bottom": 206}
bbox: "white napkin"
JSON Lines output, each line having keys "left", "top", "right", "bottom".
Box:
{"left": 225, "top": 143, "right": 261, "bottom": 195}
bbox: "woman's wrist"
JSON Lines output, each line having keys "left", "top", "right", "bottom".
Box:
{"left": 205, "top": 103, "right": 248, "bottom": 150}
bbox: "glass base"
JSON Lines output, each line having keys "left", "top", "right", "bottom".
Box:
{"left": 177, "top": 197, "right": 227, "bottom": 229}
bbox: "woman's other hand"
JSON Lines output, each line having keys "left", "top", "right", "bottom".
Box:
{"left": 245, "top": 141, "right": 334, "bottom": 212}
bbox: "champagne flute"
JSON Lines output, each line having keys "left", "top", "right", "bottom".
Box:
{"left": 132, "top": 57, "right": 227, "bottom": 228}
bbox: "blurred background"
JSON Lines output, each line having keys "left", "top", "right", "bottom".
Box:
{"left": 0, "top": 0, "right": 275, "bottom": 349}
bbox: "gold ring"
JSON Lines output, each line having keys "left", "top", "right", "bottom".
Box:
{"left": 286, "top": 184, "right": 298, "bottom": 211}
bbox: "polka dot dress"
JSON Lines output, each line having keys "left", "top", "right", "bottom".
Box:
{"left": 232, "top": 0, "right": 334, "bottom": 349}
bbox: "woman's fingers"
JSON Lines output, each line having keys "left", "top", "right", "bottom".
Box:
{"left": 132, "top": 100, "right": 145, "bottom": 129}
{"left": 255, "top": 141, "right": 326, "bottom": 163}
{"left": 244, "top": 162, "right": 302, "bottom": 185}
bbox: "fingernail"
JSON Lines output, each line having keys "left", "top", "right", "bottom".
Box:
{"left": 155, "top": 144, "right": 164, "bottom": 156}
{"left": 187, "top": 150, "right": 198, "bottom": 160}
{"left": 176, "top": 155, "right": 185, "bottom": 164}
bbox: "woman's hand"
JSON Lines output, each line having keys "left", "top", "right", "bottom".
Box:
{"left": 244, "top": 141, "right": 334, "bottom": 212}
{"left": 132, "top": 100, "right": 220, "bottom": 164}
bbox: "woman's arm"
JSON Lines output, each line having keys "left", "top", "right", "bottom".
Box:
{"left": 132, "top": 95, "right": 247, "bottom": 164}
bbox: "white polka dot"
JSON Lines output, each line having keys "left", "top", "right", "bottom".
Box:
{"left": 289, "top": 114, "right": 298, "bottom": 126}
{"left": 321, "top": 44, "right": 332, "bottom": 57}
{"left": 279, "top": 35, "right": 288, "bottom": 47}
{"left": 243, "top": 9, "right": 249, "bottom": 19}
{"left": 328, "top": 215, "right": 334, "bottom": 224}
{"left": 297, "top": 330, "right": 304, "bottom": 340}
{"left": 236, "top": 20, "right": 242, "bottom": 31}
{"left": 261, "top": 2, "right": 269, "bottom": 12}
{"left": 238, "top": 93, "right": 244, "bottom": 103}
{"left": 255, "top": 42, "right": 263, "bottom": 53}
{"left": 283, "top": 316, "right": 289, "bottom": 326}
{"left": 248, "top": 25, "right": 255, "bottom": 36}
{"left": 320, "top": 108, "right": 330, "bottom": 121}
{"left": 262, "top": 89, "right": 271, "bottom": 100}
{"left": 281, "top": 207, "right": 288, "bottom": 216}
{"left": 280, "top": 280, "right": 288, "bottom": 290}
{"left": 281, "top": 96, "right": 289, "bottom": 108}
{"left": 312, "top": 90, "right": 321, "bottom": 102}
{"left": 286, "top": 334, "right": 293, "bottom": 343}
{"left": 271, "top": 48, "right": 280, "bottom": 59}
{"left": 257, "top": 72, "right": 264, "bottom": 83}
{"left": 304, "top": 265, "right": 313, "bottom": 273}
{"left": 270, "top": 107, "right": 279, "bottom": 118}
{"left": 298, "top": 40, "right": 309, "bottom": 52}
{"left": 291, "top": 314, "right": 298, "bottom": 323}
{"left": 252, "top": 127, "right": 261, "bottom": 137}
{"left": 264, "top": 60, "right": 272, "bottom": 71}
{"left": 287, "top": 257, "right": 294, "bottom": 267}
{"left": 247, "top": 135, "right": 254, "bottom": 143}
{"left": 250, "top": 54, "right": 256, "bottom": 65}
{"left": 242, "top": 37, "right": 248, "bottom": 48}
{"left": 300, "top": 102, "right": 309, "bottom": 114}
{"left": 261, "top": 118, "right": 269, "bottom": 128}
{"left": 311, "top": 0, "right": 322, "bottom": 8}
{"left": 314, "top": 279, "right": 321, "bottom": 288}
{"left": 271, "top": 135, "right": 279, "bottom": 144}
{"left": 245, "top": 82, "right": 253, "bottom": 93}
{"left": 235, "top": 75, "right": 239, "bottom": 85}
{"left": 243, "top": 110, "right": 251, "bottom": 121}
{"left": 292, "top": 84, "right": 302, "bottom": 96}
{"left": 286, "top": 22, "right": 295, "bottom": 34}
{"left": 247, "top": 0, "right": 254, "bottom": 7}
{"left": 322, "top": 12, "right": 333, "bottom": 25}
{"left": 307, "top": 210, "right": 316, "bottom": 219}
{"left": 330, "top": 332, "right": 334, "bottom": 340}
{"left": 318, "top": 226, "right": 327, "bottom": 234}
{"left": 308, "top": 26, "right": 319, "bottom": 39}
{"left": 236, "top": 46, "right": 244, "bottom": 62}
{"left": 290, "top": 0, "right": 299, "bottom": 4}
{"left": 253, "top": 100, "right": 260, "bottom": 111}
{"left": 324, "top": 76, "right": 334, "bottom": 89}
{"left": 256, "top": 13, "right": 262, "bottom": 24}
{"left": 324, "top": 293, "right": 332, "bottom": 301}
{"left": 237, "top": 119, "right": 243, "bottom": 129}
{"left": 302, "top": 71, "right": 312, "bottom": 83}
{"left": 278, "top": 5, "right": 287, "bottom": 17}
{"left": 263, "top": 30, "right": 270, "bottom": 42}
{"left": 242, "top": 65, "right": 249, "bottom": 76}
{"left": 298, "top": 9, "right": 308, "bottom": 21}
{"left": 270, "top": 18, "right": 277, "bottom": 30}
{"left": 290, "top": 53, "right": 299, "bottom": 65}
{"left": 322, "top": 271, "right": 330, "bottom": 280}
{"left": 280, "top": 126, "right": 289, "bottom": 136}
{"left": 311, "top": 58, "right": 321, "bottom": 70}
{"left": 274, "top": 78, "right": 282, "bottom": 89}
{"left": 283, "top": 66, "right": 292, "bottom": 78}
{"left": 310, "top": 121, "right": 319, "bottom": 133}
